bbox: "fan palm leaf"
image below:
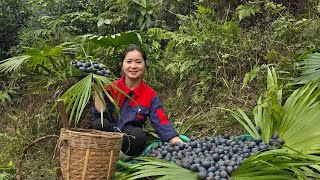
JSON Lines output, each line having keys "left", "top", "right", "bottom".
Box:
{"left": 0, "top": 55, "right": 31, "bottom": 73}
{"left": 54, "top": 73, "right": 138, "bottom": 126}
{"left": 232, "top": 150, "right": 320, "bottom": 180}
{"left": 116, "top": 157, "right": 197, "bottom": 180}
{"left": 0, "top": 44, "right": 67, "bottom": 75}
{"left": 294, "top": 51, "right": 320, "bottom": 85}
{"left": 276, "top": 82, "right": 320, "bottom": 154}
{"left": 231, "top": 67, "right": 320, "bottom": 154}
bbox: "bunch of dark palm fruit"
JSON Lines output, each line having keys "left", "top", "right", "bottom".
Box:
{"left": 71, "top": 60, "right": 113, "bottom": 77}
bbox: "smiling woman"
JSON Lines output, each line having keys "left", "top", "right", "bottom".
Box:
{"left": 91, "top": 45, "right": 183, "bottom": 158}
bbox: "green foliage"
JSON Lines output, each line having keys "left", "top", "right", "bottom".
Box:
{"left": 242, "top": 65, "right": 270, "bottom": 90}
{"left": 128, "top": 0, "right": 158, "bottom": 31}
{"left": 232, "top": 67, "right": 320, "bottom": 155}
{"left": 55, "top": 74, "right": 125, "bottom": 126}
{"left": 0, "top": 44, "right": 73, "bottom": 84}
{"left": 0, "top": 172, "right": 12, "bottom": 180}
{"left": 97, "top": 1, "right": 128, "bottom": 34}
{"left": 294, "top": 50, "right": 320, "bottom": 84}
{"left": 0, "top": 88, "right": 16, "bottom": 104}
{"left": 157, "top": 5, "right": 246, "bottom": 103}
{"left": 0, "top": 0, "right": 30, "bottom": 59}
{"left": 233, "top": 150, "right": 320, "bottom": 179}
{"left": 264, "top": 2, "right": 286, "bottom": 15}
{"left": 0, "top": 161, "right": 14, "bottom": 180}
{"left": 116, "top": 157, "right": 197, "bottom": 180}
{"left": 236, "top": 2, "right": 261, "bottom": 21}
{"left": 19, "top": 0, "right": 109, "bottom": 48}
{"left": 82, "top": 31, "right": 142, "bottom": 49}
{"left": 80, "top": 31, "right": 143, "bottom": 77}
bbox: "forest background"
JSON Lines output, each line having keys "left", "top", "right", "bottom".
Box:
{"left": 1, "top": 0, "right": 320, "bottom": 179}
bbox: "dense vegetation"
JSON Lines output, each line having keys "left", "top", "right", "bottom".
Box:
{"left": 1, "top": 0, "right": 320, "bottom": 179}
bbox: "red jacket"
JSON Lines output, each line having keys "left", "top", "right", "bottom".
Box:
{"left": 92, "top": 76, "right": 178, "bottom": 142}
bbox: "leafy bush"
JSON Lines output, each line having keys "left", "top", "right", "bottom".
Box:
{"left": 0, "top": 0, "right": 30, "bottom": 59}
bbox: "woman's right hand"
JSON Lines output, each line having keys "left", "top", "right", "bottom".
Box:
{"left": 94, "top": 84, "right": 106, "bottom": 112}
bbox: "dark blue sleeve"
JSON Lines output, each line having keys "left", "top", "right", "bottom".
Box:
{"left": 149, "top": 96, "right": 178, "bottom": 142}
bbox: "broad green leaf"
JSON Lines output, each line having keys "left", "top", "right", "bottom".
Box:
{"left": 81, "top": 31, "right": 142, "bottom": 49}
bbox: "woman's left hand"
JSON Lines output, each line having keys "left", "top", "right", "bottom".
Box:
{"left": 169, "top": 136, "right": 184, "bottom": 145}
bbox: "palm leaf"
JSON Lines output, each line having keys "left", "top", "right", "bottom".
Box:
{"left": 53, "top": 73, "right": 138, "bottom": 127}
{"left": 58, "top": 74, "right": 92, "bottom": 126}
{"left": 232, "top": 109, "right": 259, "bottom": 138}
{"left": 81, "top": 31, "right": 142, "bottom": 49}
{"left": 294, "top": 51, "right": 320, "bottom": 85}
{"left": 0, "top": 44, "right": 67, "bottom": 75}
{"left": 0, "top": 55, "right": 31, "bottom": 73}
{"left": 116, "top": 157, "right": 197, "bottom": 180}
{"left": 233, "top": 150, "right": 320, "bottom": 180}
{"left": 277, "top": 82, "right": 320, "bottom": 154}
{"left": 230, "top": 67, "right": 283, "bottom": 142}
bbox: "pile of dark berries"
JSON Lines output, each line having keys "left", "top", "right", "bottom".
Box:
{"left": 71, "top": 60, "right": 113, "bottom": 77}
{"left": 144, "top": 134, "right": 285, "bottom": 180}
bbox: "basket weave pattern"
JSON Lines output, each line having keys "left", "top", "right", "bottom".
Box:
{"left": 58, "top": 128, "right": 123, "bottom": 180}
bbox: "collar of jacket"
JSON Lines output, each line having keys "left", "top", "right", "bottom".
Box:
{"left": 117, "top": 76, "right": 146, "bottom": 97}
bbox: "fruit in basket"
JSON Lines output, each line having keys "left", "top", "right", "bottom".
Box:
{"left": 71, "top": 60, "right": 113, "bottom": 77}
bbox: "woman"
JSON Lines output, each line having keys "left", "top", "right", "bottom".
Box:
{"left": 91, "top": 45, "right": 183, "bottom": 157}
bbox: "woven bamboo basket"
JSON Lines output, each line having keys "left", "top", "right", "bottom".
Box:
{"left": 58, "top": 128, "right": 123, "bottom": 180}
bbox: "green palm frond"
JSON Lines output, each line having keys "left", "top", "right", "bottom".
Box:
{"left": 58, "top": 74, "right": 93, "bottom": 126}
{"left": 231, "top": 67, "right": 320, "bottom": 154}
{"left": 277, "top": 81, "right": 320, "bottom": 154}
{"left": 233, "top": 150, "right": 320, "bottom": 180}
{"left": 294, "top": 51, "right": 320, "bottom": 85}
{"left": 231, "top": 108, "right": 260, "bottom": 138}
{"left": 0, "top": 55, "right": 31, "bottom": 73}
{"left": 54, "top": 73, "right": 137, "bottom": 126}
{"left": 230, "top": 67, "right": 283, "bottom": 142}
{"left": 116, "top": 157, "right": 197, "bottom": 180}
{"left": 0, "top": 44, "right": 67, "bottom": 75}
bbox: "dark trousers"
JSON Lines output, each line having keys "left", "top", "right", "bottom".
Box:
{"left": 90, "top": 118, "right": 147, "bottom": 156}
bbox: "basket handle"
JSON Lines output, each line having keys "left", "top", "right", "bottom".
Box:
{"left": 57, "top": 99, "right": 69, "bottom": 129}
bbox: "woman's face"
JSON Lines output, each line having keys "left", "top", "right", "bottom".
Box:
{"left": 122, "top": 50, "right": 146, "bottom": 81}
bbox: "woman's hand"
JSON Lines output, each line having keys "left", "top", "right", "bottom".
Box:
{"left": 94, "top": 84, "right": 106, "bottom": 112}
{"left": 169, "top": 136, "right": 184, "bottom": 145}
